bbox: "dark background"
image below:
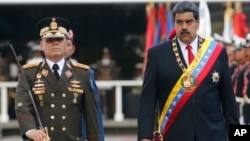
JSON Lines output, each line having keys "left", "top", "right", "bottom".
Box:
{"left": 0, "top": 2, "right": 250, "bottom": 79}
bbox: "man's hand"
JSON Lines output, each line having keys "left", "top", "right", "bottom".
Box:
{"left": 27, "top": 129, "right": 48, "bottom": 141}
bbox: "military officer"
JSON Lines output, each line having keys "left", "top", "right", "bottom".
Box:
{"left": 243, "top": 34, "right": 250, "bottom": 124}
{"left": 64, "top": 29, "right": 105, "bottom": 140}
{"left": 15, "top": 17, "right": 104, "bottom": 141}
{"left": 231, "top": 38, "right": 249, "bottom": 124}
{"left": 65, "top": 29, "right": 77, "bottom": 63}
{"left": 94, "top": 48, "right": 120, "bottom": 119}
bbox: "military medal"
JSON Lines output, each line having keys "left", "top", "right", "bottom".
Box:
{"left": 211, "top": 71, "right": 220, "bottom": 83}
{"left": 69, "top": 79, "right": 83, "bottom": 103}
{"left": 153, "top": 131, "right": 163, "bottom": 141}
{"left": 73, "top": 93, "right": 78, "bottom": 104}
{"left": 33, "top": 73, "right": 46, "bottom": 106}
{"left": 65, "top": 71, "right": 72, "bottom": 78}
{"left": 181, "top": 73, "right": 196, "bottom": 92}
{"left": 172, "top": 36, "right": 204, "bottom": 92}
{"left": 38, "top": 95, "right": 44, "bottom": 106}
{"left": 41, "top": 69, "right": 48, "bottom": 77}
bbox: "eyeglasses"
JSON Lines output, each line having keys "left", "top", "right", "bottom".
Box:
{"left": 43, "top": 37, "right": 66, "bottom": 43}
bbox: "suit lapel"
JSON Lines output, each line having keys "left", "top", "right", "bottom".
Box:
{"left": 38, "top": 62, "right": 74, "bottom": 93}
{"left": 176, "top": 41, "right": 188, "bottom": 68}
{"left": 38, "top": 62, "right": 57, "bottom": 91}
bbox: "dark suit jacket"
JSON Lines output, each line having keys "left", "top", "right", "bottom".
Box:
{"left": 138, "top": 40, "right": 239, "bottom": 141}
{"left": 15, "top": 61, "right": 103, "bottom": 141}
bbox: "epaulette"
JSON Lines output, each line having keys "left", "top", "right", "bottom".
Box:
{"left": 22, "top": 62, "right": 40, "bottom": 69}
{"left": 72, "top": 62, "right": 90, "bottom": 70}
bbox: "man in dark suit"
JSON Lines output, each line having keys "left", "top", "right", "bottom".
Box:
{"left": 138, "top": 1, "right": 239, "bottom": 141}
{"left": 15, "top": 17, "right": 104, "bottom": 141}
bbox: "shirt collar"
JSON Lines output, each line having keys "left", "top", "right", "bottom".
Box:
{"left": 46, "top": 58, "right": 65, "bottom": 75}
{"left": 177, "top": 36, "right": 199, "bottom": 52}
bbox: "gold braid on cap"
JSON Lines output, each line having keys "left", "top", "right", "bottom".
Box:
{"left": 39, "top": 17, "right": 68, "bottom": 38}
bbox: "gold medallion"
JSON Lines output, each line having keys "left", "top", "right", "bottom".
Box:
{"left": 181, "top": 74, "right": 196, "bottom": 92}
{"left": 153, "top": 131, "right": 163, "bottom": 141}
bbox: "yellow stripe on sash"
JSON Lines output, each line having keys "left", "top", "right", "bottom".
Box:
{"left": 158, "top": 39, "right": 212, "bottom": 127}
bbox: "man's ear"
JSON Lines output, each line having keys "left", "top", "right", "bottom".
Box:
{"left": 40, "top": 41, "right": 44, "bottom": 50}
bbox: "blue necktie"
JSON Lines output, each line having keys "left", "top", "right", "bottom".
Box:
{"left": 52, "top": 64, "right": 60, "bottom": 80}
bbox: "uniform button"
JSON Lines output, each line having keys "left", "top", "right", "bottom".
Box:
{"left": 51, "top": 115, "right": 55, "bottom": 119}
{"left": 62, "top": 127, "right": 66, "bottom": 131}
{"left": 50, "top": 127, "right": 54, "bottom": 131}
{"left": 51, "top": 104, "right": 55, "bottom": 108}
{"left": 51, "top": 93, "right": 55, "bottom": 97}
{"left": 62, "top": 105, "right": 66, "bottom": 109}
{"left": 62, "top": 116, "right": 66, "bottom": 120}
{"left": 62, "top": 93, "right": 66, "bottom": 97}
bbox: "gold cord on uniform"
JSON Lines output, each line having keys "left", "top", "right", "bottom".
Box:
{"left": 172, "top": 36, "right": 204, "bottom": 92}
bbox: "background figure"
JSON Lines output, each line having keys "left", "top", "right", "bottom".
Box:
{"left": 242, "top": 34, "right": 250, "bottom": 125}
{"left": 231, "top": 39, "right": 249, "bottom": 124}
{"left": 138, "top": 1, "right": 239, "bottom": 141}
{"left": 26, "top": 41, "right": 44, "bottom": 64}
{"left": 225, "top": 41, "right": 237, "bottom": 75}
{"left": 65, "top": 29, "right": 77, "bottom": 63}
{"left": 0, "top": 51, "right": 15, "bottom": 119}
{"left": 222, "top": 1, "right": 234, "bottom": 42}
{"left": 0, "top": 52, "right": 9, "bottom": 81}
{"left": 65, "top": 29, "right": 105, "bottom": 141}
{"left": 95, "top": 47, "right": 120, "bottom": 119}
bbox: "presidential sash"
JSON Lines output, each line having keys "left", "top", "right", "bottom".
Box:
{"left": 158, "top": 39, "right": 223, "bottom": 137}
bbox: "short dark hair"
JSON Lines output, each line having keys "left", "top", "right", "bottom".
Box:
{"left": 172, "top": 1, "right": 199, "bottom": 21}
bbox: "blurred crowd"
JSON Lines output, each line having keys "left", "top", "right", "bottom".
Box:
{"left": 213, "top": 32, "right": 250, "bottom": 125}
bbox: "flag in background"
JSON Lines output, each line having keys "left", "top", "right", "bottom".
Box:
{"left": 197, "top": 0, "right": 212, "bottom": 39}
{"left": 233, "top": 2, "right": 248, "bottom": 38}
{"left": 143, "top": 2, "right": 156, "bottom": 74}
{"left": 143, "top": 2, "right": 174, "bottom": 74}
{"left": 153, "top": 10, "right": 161, "bottom": 45}
{"left": 153, "top": 3, "right": 166, "bottom": 45}
{"left": 222, "top": 1, "right": 234, "bottom": 42}
{"left": 166, "top": 2, "right": 174, "bottom": 41}
{"left": 145, "top": 2, "right": 156, "bottom": 51}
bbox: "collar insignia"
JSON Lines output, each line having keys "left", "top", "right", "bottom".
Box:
{"left": 65, "top": 71, "right": 72, "bottom": 78}
{"left": 41, "top": 69, "right": 48, "bottom": 77}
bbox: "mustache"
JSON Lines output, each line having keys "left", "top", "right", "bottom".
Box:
{"left": 180, "top": 30, "right": 190, "bottom": 35}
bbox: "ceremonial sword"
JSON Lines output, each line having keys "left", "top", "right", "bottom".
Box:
{"left": 9, "top": 44, "right": 50, "bottom": 141}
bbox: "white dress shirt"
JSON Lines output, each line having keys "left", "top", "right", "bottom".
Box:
{"left": 46, "top": 58, "right": 65, "bottom": 76}
{"left": 177, "top": 36, "right": 199, "bottom": 65}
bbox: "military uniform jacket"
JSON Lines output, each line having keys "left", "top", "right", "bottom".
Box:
{"left": 138, "top": 40, "right": 239, "bottom": 141}
{"left": 15, "top": 61, "right": 103, "bottom": 141}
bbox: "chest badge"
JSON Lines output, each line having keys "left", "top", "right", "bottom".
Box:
{"left": 65, "top": 70, "right": 72, "bottom": 78}
{"left": 41, "top": 69, "right": 48, "bottom": 77}
{"left": 211, "top": 71, "right": 220, "bottom": 84}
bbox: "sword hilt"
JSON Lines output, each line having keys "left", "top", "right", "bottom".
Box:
{"left": 40, "top": 127, "right": 51, "bottom": 141}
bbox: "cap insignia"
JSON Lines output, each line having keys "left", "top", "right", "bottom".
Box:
{"left": 50, "top": 18, "right": 57, "bottom": 30}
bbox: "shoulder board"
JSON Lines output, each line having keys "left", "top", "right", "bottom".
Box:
{"left": 72, "top": 62, "right": 90, "bottom": 70}
{"left": 22, "top": 63, "right": 40, "bottom": 69}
